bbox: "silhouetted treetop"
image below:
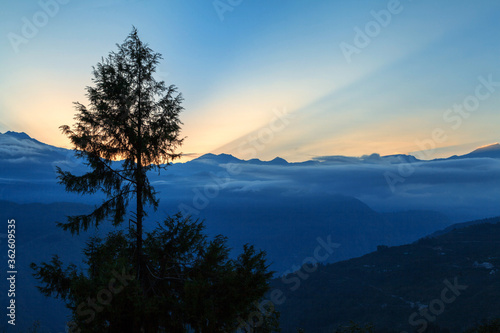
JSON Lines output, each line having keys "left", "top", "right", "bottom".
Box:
{"left": 57, "top": 27, "right": 184, "bottom": 234}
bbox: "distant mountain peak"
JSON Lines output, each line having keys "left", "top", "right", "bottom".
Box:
{"left": 470, "top": 143, "right": 500, "bottom": 154}
{"left": 2, "top": 131, "right": 33, "bottom": 140}
{"left": 194, "top": 153, "right": 243, "bottom": 164}
{"left": 0, "top": 131, "right": 62, "bottom": 155}
{"left": 269, "top": 157, "right": 288, "bottom": 165}
{"left": 449, "top": 142, "right": 500, "bottom": 160}
{"left": 192, "top": 153, "right": 289, "bottom": 165}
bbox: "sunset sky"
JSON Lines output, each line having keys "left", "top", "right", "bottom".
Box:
{"left": 1, "top": 0, "right": 500, "bottom": 162}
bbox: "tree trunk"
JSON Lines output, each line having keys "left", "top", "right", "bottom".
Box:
{"left": 136, "top": 161, "right": 143, "bottom": 281}
{"left": 136, "top": 68, "right": 145, "bottom": 330}
{"left": 136, "top": 64, "right": 144, "bottom": 286}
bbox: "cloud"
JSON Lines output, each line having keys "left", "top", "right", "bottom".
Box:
{"left": 161, "top": 155, "right": 500, "bottom": 222}
{"left": 4, "top": 156, "right": 39, "bottom": 163}
{"left": 181, "top": 152, "right": 202, "bottom": 158}
{"left": 0, "top": 135, "right": 48, "bottom": 158}
{"left": 225, "top": 180, "right": 292, "bottom": 192}
{"left": 2, "top": 137, "right": 500, "bottom": 223}
{"left": 0, "top": 145, "right": 43, "bottom": 158}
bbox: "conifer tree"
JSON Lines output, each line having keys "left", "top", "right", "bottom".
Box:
{"left": 32, "top": 215, "right": 275, "bottom": 332}
{"left": 56, "top": 27, "right": 183, "bottom": 282}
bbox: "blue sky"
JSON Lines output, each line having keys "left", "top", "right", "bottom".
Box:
{"left": 1, "top": 0, "right": 500, "bottom": 162}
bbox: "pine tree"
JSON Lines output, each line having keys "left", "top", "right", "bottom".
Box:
{"left": 31, "top": 215, "right": 275, "bottom": 332}
{"left": 55, "top": 27, "right": 183, "bottom": 284}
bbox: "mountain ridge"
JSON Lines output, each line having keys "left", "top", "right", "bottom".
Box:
{"left": 273, "top": 216, "right": 500, "bottom": 332}
{"left": 4, "top": 130, "right": 500, "bottom": 165}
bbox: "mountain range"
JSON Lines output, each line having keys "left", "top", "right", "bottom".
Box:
{"left": 1, "top": 131, "right": 500, "bottom": 331}
{"left": 2, "top": 131, "right": 500, "bottom": 270}
{"left": 2, "top": 130, "right": 500, "bottom": 220}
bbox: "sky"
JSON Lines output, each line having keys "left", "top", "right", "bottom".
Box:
{"left": 1, "top": 0, "right": 500, "bottom": 162}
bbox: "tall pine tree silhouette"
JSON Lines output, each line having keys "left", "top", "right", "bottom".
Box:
{"left": 56, "top": 27, "right": 183, "bottom": 283}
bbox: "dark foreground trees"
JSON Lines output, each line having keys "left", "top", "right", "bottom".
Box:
{"left": 31, "top": 28, "right": 276, "bottom": 332}
{"left": 463, "top": 319, "right": 500, "bottom": 333}
{"left": 32, "top": 215, "right": 275, "bottom": 332}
